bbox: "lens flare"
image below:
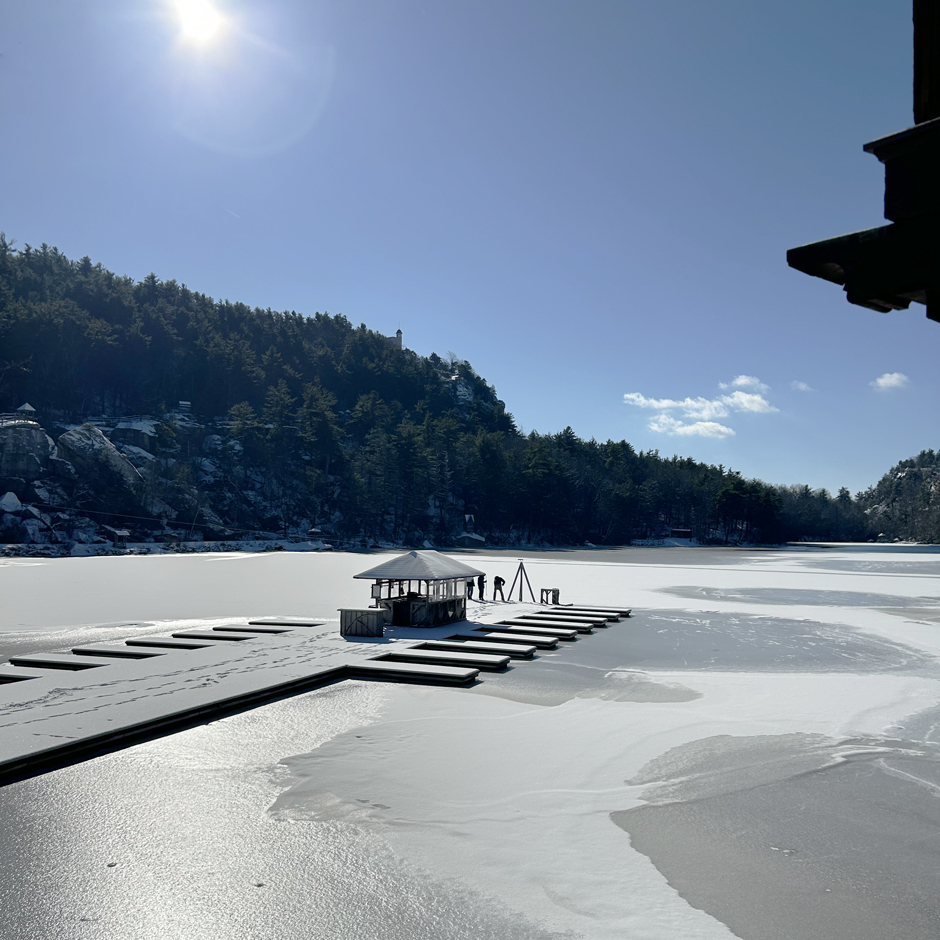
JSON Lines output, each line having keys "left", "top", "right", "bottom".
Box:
{"left": 175, "top": 0, "right": 223, "bottom": 42}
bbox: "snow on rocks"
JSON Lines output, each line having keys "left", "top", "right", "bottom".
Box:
{"left": 0, "top": 492, "right": 23, "bottom": 513}
{"left": 0, "top": 422, "right": 55, "bottom": 482}
{"left": 56, "top": 425, "right": 143, "bottom": 492}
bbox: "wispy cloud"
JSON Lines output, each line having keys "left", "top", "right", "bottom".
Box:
{"left": 791, "top": 380, "right": 812, "bottom": 392}
{"left": 719, "top": 375, "right": 769, "bottom": 394}
{"left": 623, "top": 394, "right": 730, "bottom": 421}
{"left": 720, "top": 390, "right": 777, "bottom": 414}
{"left": 871, "top": 372, "right": 909, "bottom": 391}
{"left": 649, "top": 414, "right": 735, "bottom": 438}
{"left": 624, "top": 377, "right": 777, "bottom": 438}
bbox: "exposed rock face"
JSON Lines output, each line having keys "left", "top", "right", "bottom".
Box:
{"left": 48, "top": 456, "right": 77, "bottom": 480}
{"left": 57, "top": 425, "right": 143, "bottom": 493}
{"left": 0, "top": 491, "right": 24, "bottom": 513}
{"left": 110, "top": 419, "right": 157, "bottom": 452}
{"left": 0, "top": 423, "right": 55, "bottom": 481}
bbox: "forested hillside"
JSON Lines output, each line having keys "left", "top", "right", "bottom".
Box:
{"left": 856, "top": 451, "right": 940, "bottom": 542}
{"left": 0, "top": 237, "right": 931, "bottom": 547}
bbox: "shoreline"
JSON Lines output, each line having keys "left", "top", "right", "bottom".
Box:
{"left": 4, "top": 538, "right": 938, "bottom": 564}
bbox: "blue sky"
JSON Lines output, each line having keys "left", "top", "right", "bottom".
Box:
{"left": 1, "top": 0, "right": 934, "bottom": 495}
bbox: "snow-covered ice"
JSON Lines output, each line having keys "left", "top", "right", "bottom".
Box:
{"left": 1, "top": 545, "right": 939, "bottom": 939}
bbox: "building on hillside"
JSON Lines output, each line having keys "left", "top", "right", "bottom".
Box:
{"left": 353, "top": 549, "right": 484, "bottom": 627}
{"left": 455, "top": 531, "right": 486, "bottom": 547}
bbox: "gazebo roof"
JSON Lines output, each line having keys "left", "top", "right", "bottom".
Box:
{"left": 354, "top": 550, "right": 484, "bottom": 581}
{"left": 16, "top": 402, "right": 36, "bottom": 412}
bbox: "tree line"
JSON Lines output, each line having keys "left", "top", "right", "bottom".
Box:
{"left": 0, "top": 235, "right": 933, "bottom": 544}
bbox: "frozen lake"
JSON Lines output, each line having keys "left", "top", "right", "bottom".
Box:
{"left": 1, "top": 545, "right": 940, "bottom": 939}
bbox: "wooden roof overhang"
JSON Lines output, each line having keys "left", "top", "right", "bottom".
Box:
{"left": 788, "top": 2, "right": 940, "bottom": 323}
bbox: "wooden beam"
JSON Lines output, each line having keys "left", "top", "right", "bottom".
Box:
{"left": 914, "top": 0, "right": 940, "bottom": 123}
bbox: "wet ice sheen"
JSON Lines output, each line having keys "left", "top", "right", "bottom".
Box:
{"left": 0, "top": 683, "right": 571, "bottom": 940}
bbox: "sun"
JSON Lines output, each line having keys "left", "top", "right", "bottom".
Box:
{"left": 175, "top": 0, "right": 224, "bottom": 42}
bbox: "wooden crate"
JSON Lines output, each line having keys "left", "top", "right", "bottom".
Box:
{"left": 339, "top": 608, "right": 387, "bottom": 637}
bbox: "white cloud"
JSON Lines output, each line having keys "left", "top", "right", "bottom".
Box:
{"left": 720, "top": 390, "right": 777, "bottom": 414}
{"left": 719, "top": 375, "right": 770, "bottom": 394}
{"left": 624, "top": 377, "right": 777, "bottom": 439}
{"left": 791, "top": 380, "right": 813, "bottom": 392}
{"left": 649, "top": 414, "right": 735, "bottom": 438}
{"left": 871, "top": 372, "right": 909, "bottom": 391}
{"left": 622, "top": 393, "right": 728, "bottom": 420}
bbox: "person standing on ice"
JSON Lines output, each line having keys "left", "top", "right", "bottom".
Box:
{"left": 477, "top": 573, "right": 486, "bottom": 600}
{"left": 493, "top": 575, "right": 505, "bottom": 601}
{"left": 467, "top": 577, "right": 475, "bottom": 599}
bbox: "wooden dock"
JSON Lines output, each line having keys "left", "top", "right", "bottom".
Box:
{"left": 0, "top": 597, "right": 634, "bottom": 785}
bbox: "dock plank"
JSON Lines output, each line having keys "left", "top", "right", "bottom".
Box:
{"left": 468, "top": 631, "right": 559, "bottom": 649}
{"left": 381, "top": 649, "right": 510, "bottom": 671}
{"left": 0, "top": 666, "right": 50, "bottom": 684}
{"left": 553, "top": 605, "right": 631, "bottom": 617}
{"left": 171, "top": 631, "right": 251, "bottom": 642}
{"left": 212, "top": 625, "right": 291, "bottom": 634}
{"left": 347, "top": 660, "right": 479, "bottom": 685}
{"left": 502, "top": 618, "right": 594, "bottom": 633}
{"left": 523, "top": 611, "right": 607, "bottom": 624}
{"left": 126, "top": 637, "right": 217, "bottom": 650}
{"left": 72, "top": 645, "right": 168, "bottom": 660}
{"left": 423, "top": 639, "right": 536, "bottom": 658}
{"left": 482, "top": 624, "right": 578, "bottom": 640}
{"left": 547, "top": 608, "right": 619, "bottom": 618}
{"left": 8, "top": 653, "right": 109, "bottom": 671}
{"left": 548, "top": 608, "right": 621, "bottom": 620}
{"left": 248, "top": 620, "right": 323, "bottom": 627}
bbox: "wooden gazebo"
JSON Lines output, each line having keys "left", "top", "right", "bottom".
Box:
{"left": 354, "top": 550, "right": 484, "bottom": 627}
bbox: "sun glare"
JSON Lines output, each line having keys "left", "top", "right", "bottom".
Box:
{"left": 175, "top": 0, "right": 223, "bottom": 42}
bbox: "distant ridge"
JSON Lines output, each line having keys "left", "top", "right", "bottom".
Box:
{"left": 0, "top": 235, "right": 922, "bottom": 547}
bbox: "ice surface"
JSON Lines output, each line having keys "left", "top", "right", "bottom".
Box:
{"left": 1, "top": 545, "right": 940, "bottom": 938}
